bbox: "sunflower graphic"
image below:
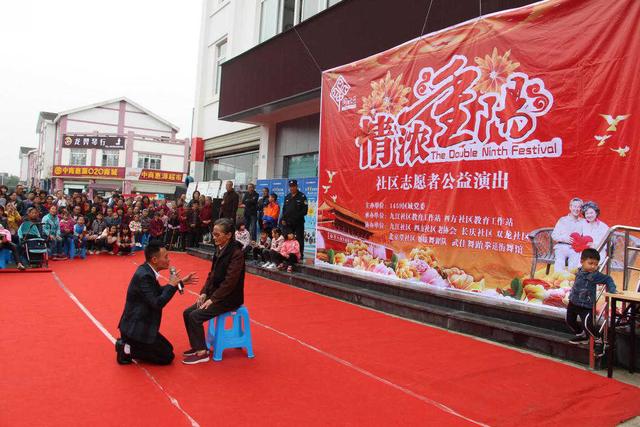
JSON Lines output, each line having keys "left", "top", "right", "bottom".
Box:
{"left": 474, "top": 48, "right": 520, "bottom": 94}
{"left": 359, "top": 71, "right": 411, "bottom": 117}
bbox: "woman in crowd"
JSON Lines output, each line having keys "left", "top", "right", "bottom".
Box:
{"left": 42, "top": 205, "right": 65, "bottom": 260}
{"left": 149, "top": 211, "right": 165, "bottom": 242}
{"left": 5, "top": 202, "right": 22, "bottom": 245}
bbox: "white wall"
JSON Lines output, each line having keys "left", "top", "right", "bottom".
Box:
{"left": 193, "top": 0, "right": 259, "bottom": 142}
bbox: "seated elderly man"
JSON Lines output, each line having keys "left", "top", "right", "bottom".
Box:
{"left": 182, "top": 218, "right": 245, "bottom": 365}
{"left": 551, "top": 197, "right": 585, "bottom": 273}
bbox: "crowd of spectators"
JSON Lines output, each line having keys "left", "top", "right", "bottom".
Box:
{"left": 0, "top": 180, "right": 303, "bottom": 272}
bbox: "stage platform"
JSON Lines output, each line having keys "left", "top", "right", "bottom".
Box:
{"left": 188, "top": 243, "right": 590, "bottom": 364}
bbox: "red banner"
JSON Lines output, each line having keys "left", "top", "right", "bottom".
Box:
{"left": 317, "top": 0, "right": 640, "bottom": 309}
{"left": 52, "top": 165, "right": 125, "bottom": 179}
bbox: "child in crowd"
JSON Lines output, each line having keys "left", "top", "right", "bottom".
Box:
{"left": 178, "top": 207, "right": 190, "bottom": 251}
{"left": 149, "top": 211, "right": 165, "bottom": 242}
{"left": 264, "top": 228, "right": 284, "bottom": 269}
{"left": 59, "top": 210, "right": 75, "bottom": 259}
{"left": 566, "top": 248, "right": 619, "bottom": 344}
{"left": 140, "top": 209, "right": 151, "bottom": 246}
{"left": 252, "top": 230, "right": 271, "bottom": 263}
{"left": 88, "top": 212, "right": 107, "bottom": 254}
{"left": 261, "top": 193, "right": 279, "bottom": 236}
{"left": 129, "top": 214, "right": 143, "bottom": 247}
{"left": 235, "top": 223, "right": 252, "bottom": 256}
{"left": 105, "top": 225, "right": 120, "bottom": 255}
{"left": 276, "top": 229, "right": 301, "bottom": 273}
{"left": 166, "top": 211, "right": 181, "bottom": 249}
{"left": 117, "top": 226, "right": 134, "bottom": 256}
{"left": 72, "top": 216, "right": 88, "bottom": 260}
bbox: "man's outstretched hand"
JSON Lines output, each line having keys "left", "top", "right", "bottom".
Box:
{"left": 181, "top": 272, "right": 199, "bottom": 285}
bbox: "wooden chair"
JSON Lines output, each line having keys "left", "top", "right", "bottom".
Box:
{"left": 527, "top": 228, "right": 640, "bottom": 278}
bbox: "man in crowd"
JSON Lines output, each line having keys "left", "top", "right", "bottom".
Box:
{"left": 551, "top": 197, "right": 585, "bottom": 273}
{"left": 241, "top": 183, "right": 259, "bottom": 241}
{"left": 219, "top": 180, "right": 239, "bottom": 223}
{"left": 281, "top": 180, "right": 308, "bottom": 260}
{"left": 182, "top": 218, "right": 245, "bottom": 364}
{"left": 116, "top": 240, "right": 198, "bottom": 365}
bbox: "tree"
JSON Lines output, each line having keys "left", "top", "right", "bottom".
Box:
{"left": 0, "top": 174, "right": 20, "bottom": 188}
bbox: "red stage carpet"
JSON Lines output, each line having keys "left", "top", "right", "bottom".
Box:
{"left": 1, "top": 252, "right": 639, "bottom": 426}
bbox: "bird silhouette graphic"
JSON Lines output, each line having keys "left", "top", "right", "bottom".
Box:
{"left": 322, "top": 185, "right": 331, "bottom": 194}
{"left": 594, "top": 134, "right": 611, "bottom": 146}
{"left": 600, "top": 114, "right": 630, "bottom": 132}
{"left": 330, "top": 195, "right": 338, "bottom": 202}
{"left": 610, "top": 146, "right": 630, "bottom": 157}
{"left": 326, "top": 170, "right": 337, "bottom": 183}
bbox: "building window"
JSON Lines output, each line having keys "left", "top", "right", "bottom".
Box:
{"left": 101, "top": 150, "right": 119, "bottom": 167}
{"left": 69, "top": 149, "right": 87, "bottom": 166}
{"left": 259, "top": 0, "right": 341, "bottom": 41}
{"left": 204, "top": 151, "right": 259, "bottom": 187}
{"left": 137, "top": 153, "right": 161, "bottom": 170}
{"left": 284, "top": 152, "right": 318, "bottom": 178}
{"left": 214, "top": 38, "right": 227, "bottom": 96}
{"left": 300, "top": 0, "right": 323, "bottom": 21}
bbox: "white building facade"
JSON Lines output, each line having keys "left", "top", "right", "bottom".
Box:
{"left": 191, "top": 0, "right": 342, "bottom": 186}
{"left": 34, "top": 97, "right": 189, "bottom": 197}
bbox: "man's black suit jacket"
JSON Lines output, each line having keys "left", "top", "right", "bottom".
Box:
{"left": 118, "top": 263, "right": 178, "bottom": 344}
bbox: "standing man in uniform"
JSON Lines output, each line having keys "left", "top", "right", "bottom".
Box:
{"left": 281, "top": 179, "right": 308, "bottom": 260}
{"left": 219, "top": 180, "right": 239, "bottom": 224}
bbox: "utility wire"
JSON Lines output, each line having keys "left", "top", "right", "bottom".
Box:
{"left": 420, "top": 0, "right": 435, "bottom": 36}
{"left": 294, "top": 26, "right": 323, "bottom": 73}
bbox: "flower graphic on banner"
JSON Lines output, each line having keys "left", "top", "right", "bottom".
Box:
{"left": 474, "top": 48, "right": 520, "bottom": 94}
{"left": 358, "top": 71, "right": 411, "bottom": 116}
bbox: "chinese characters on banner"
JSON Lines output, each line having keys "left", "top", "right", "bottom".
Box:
{"left": 138, "top": 169, "right": 184, "bottom": 183}
{"left": 52, "top": 165, "right": 125, "bottom": 179}
{"left": 316, "top": 0, "right": 640, "bottom": 310}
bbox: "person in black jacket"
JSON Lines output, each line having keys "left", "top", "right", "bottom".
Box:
{"left": 241, "top": 183, "right": 259, "bottom": 241}
{"left": 116, "top": 240, "right": 198, "bottom": 365}
{"left": 281, "top": 179, "right": 308, "bottom": 260}
{"left": 182, "top": 218, "right": 245, "bottom": 365}
{"left": 219, "top": 181, "right": 239, "bottom": 223}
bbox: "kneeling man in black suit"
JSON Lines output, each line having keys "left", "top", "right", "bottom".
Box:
{"left": 116, "top": 240, "right": 198, "bottom": 365}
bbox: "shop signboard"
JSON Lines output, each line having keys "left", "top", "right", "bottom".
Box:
{"left": 52, "top": 165, "right": 125, "bottom": 180}
{"left": 63, "top": 134, "right": 125, "bottom": 149}
{"left": 316, "top": 0, "right": 640, "bottom": 310}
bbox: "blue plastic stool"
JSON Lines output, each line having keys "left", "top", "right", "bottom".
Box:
{"left": 0, "top": 249, "right": 13, "bottom": 269}
{"left": 206, "top": 306, "right": 254, "bottom": 362}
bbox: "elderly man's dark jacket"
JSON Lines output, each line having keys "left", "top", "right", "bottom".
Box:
{"left": 201, "top": 239, "right": 245, "bottom": 309}
{"left": 219, "top": 189, "right": 239, "bottom": 220}
{"left": 118, "top": 263, "right": 178, "bottom": 343}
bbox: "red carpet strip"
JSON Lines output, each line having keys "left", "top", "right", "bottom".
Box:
{"left": 3, "top": 252, "right": 640, "bottom": 426}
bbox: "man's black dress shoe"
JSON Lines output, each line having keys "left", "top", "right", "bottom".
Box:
{"left": 115, "top": 339, "right": 132, "bottom": 365}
